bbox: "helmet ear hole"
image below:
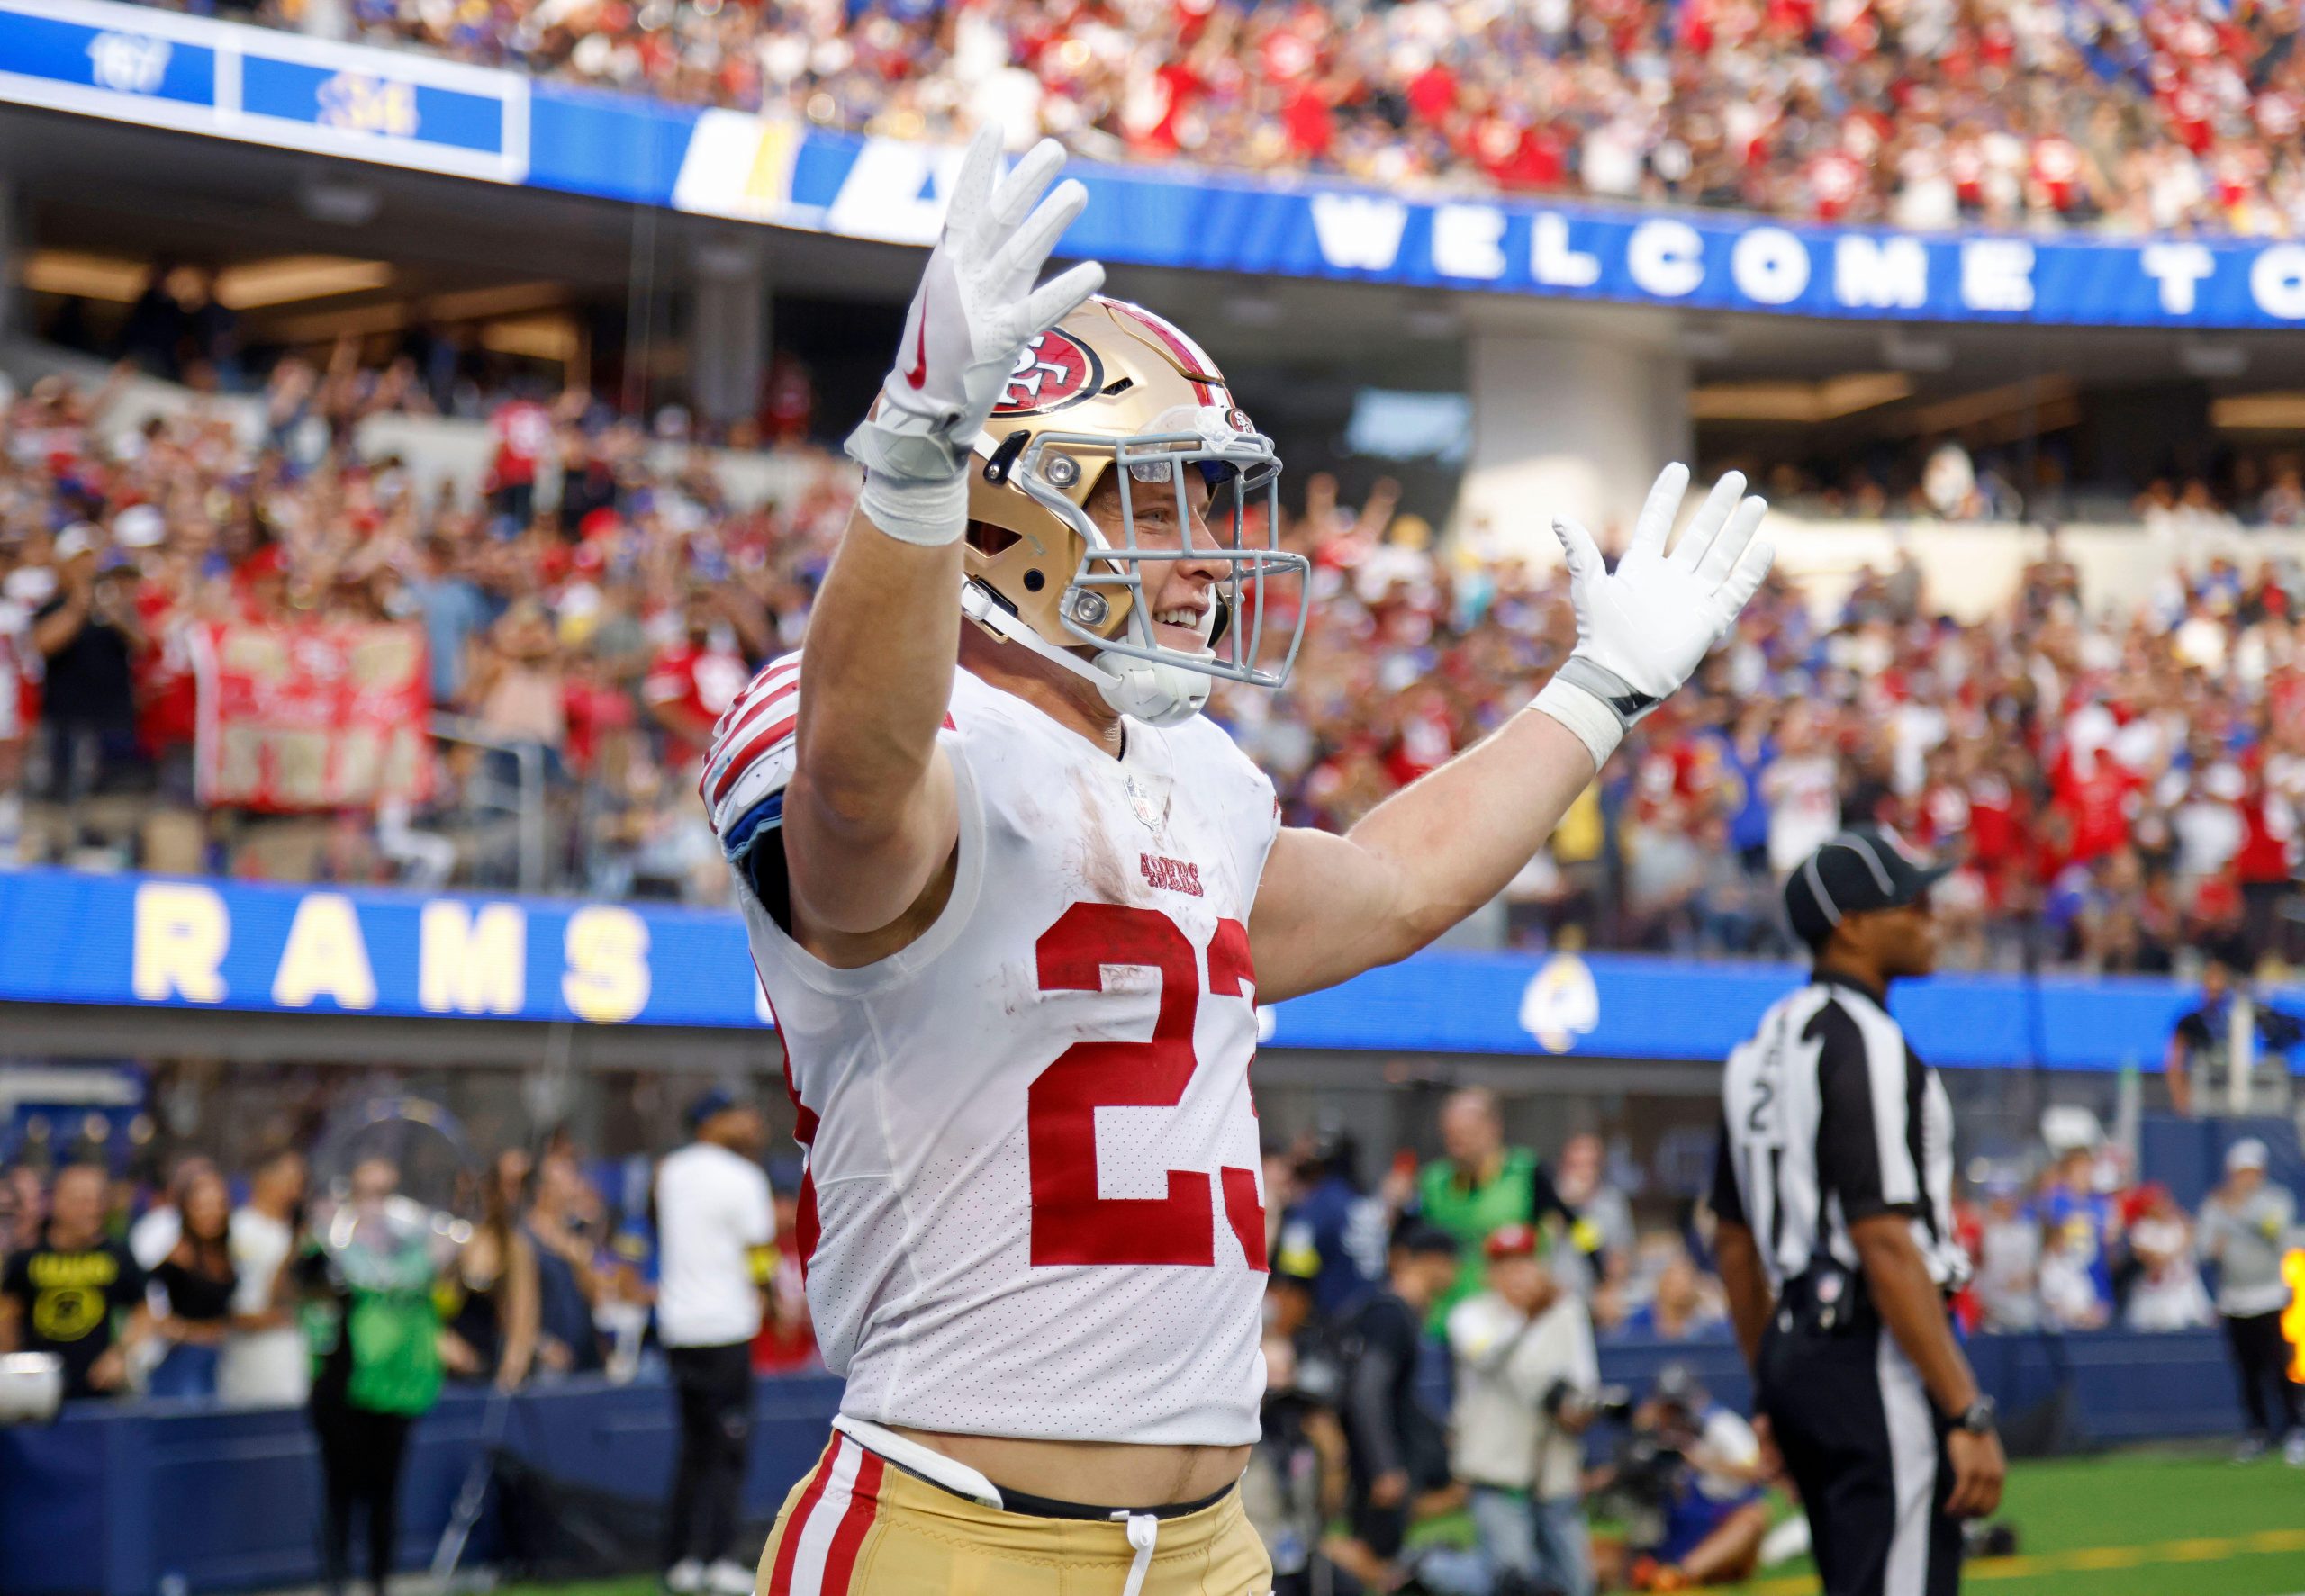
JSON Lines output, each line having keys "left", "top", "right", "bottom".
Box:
{"left": 1023, "top": 570, "right": 1046, "bottom": 592}
{"left": 967, "top": 522, "right": 1020, "bottom": 556}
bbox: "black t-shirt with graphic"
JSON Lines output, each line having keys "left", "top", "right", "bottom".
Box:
{"left": 1, "top": 1235, "right": 145, "bottom": 1396}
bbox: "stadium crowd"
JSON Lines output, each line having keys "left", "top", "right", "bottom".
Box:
{"left": 5, "top": 1084, "right": 2298, "bottom": 1591}
{"left": 11, "top": 350, "right": 2305, "bottom": 979}
{"left": 142, "top": 0, "right": 2305, "bottom": 237}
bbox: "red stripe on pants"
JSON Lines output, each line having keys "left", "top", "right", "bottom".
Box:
{"left": 817, "top": 1449, "right": 884, "bottom": 1594}
{"left": 764, "top": 1441, "right": 839, "bottom": 1595}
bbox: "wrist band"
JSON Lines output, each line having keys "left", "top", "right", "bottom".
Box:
{"left": 856, "top": 468, "right": 968, "bottom": 547}
{"left": 1532, "top": 674, "right": 1624, "bottom": 769}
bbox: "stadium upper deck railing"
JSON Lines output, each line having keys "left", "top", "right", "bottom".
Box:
{"left": 13, "top": 0, "right": 2305, "bottom": 330}
{"left": 0, "top": 868, "right": 2245, "bottom": 1071}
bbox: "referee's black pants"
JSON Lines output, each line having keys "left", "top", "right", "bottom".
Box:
{"left": 664, "top": 1341, "right": 756, "bottom": 1569}
{"left": 1759, "top": 1313, "right": 1962, "bottom": 1596}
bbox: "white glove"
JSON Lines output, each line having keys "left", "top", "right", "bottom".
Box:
{"left": 1533, "top": 463, "right": 1774, "bottom": 767}
{"left": 846, "top": 126, "right": 1106, "bottom": 544}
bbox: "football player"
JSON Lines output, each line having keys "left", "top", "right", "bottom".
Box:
{"left": 705, "top": 127, "right": 1773, "bottom": 1596}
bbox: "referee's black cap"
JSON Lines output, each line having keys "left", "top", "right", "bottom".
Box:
{"left": 1783, "top": 825, "right": 1953, "bottom": 947}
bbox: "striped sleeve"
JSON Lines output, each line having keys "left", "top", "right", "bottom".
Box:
{"left": 700, "top": 652, "right": 806, "bottom": 864}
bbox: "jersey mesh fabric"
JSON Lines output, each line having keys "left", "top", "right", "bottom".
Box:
{"left": 738, "top": 668, "right": 1282, "bottom": 1444}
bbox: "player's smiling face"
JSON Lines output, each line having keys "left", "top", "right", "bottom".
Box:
{"left": 1082, "top": 468, "right": 1227, "bottom": 654}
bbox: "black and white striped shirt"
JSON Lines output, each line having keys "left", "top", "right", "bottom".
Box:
{"left": 1712, "top": 970, "right": 1968, "bottom": 1293}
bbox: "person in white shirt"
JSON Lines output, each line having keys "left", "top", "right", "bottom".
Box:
{"left": 219, "top": 1149, "right": 310, "bottom": 1407}
{"left": 655, "top": 1087, "right": 774, "bottom": 1596}
{"left": 1445, "top": 1222, "right": 1599, "bottom": 1596}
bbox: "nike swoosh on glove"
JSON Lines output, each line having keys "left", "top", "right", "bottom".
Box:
{"left": 847, "top": 125, "right": 1106, "bottom": 491}
{"left": 1533, "top": 464, "right": 1775, "bottom": 767}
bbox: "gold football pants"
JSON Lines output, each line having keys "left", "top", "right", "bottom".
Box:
{"left": 756, "top": 1419, "right": 1273, "bottom": 1596}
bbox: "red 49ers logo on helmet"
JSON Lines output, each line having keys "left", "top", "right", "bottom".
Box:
{"left": 992, "top": 330, "right": 1103, "bottom": 418}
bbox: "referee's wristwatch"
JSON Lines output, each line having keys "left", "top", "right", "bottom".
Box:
{"left": 1950, "top": 1396, "right": 1997, "bottom": 1436}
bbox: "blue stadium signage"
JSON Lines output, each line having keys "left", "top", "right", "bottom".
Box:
{"left": 0, "top": 0, "right": 527, "bottom": 183}
{"left": 0, "top": 869, "right": 2253, "bottom": 1073}
{"left": 8, "top": 4, "right": 2305, "bottom": 329}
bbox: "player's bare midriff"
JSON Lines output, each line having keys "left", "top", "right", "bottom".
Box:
{"left": 889, "top": 1427, "right": 1252, "bottom": 1507}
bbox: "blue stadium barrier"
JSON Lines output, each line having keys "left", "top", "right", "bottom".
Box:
{"left": 0, "top": 1375, "right": 843, "bottom": 1596}
{"left": 0, "top": 1334, "right": 2251, "bottom": 1596}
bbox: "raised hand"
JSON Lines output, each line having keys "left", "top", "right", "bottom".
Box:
{"left": 848, "top": 125, "right": 1106, "bottom": 495}
{"left": 1534, "top": 464, "right": 1775, "bottom": 765}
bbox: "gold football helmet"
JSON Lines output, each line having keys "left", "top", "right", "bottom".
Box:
{"left": 955, "top": 296, "right": 1309, "bottom": 726}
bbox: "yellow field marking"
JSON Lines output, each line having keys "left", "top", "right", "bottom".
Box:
{"left": 1740, "top": 1524, "right": 2305, "bottom": 1595}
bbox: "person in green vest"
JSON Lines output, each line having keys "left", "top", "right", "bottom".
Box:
{"left": 297, "top": 1157, "right": 450, "bottom": 1596}
{"left": 1415, "top": 1087, "right": 1578, "bottom": 1330}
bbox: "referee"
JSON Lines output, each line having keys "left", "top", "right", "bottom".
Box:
{"left": 1711, "top": 826, "right": 2005, "bottom": 1596}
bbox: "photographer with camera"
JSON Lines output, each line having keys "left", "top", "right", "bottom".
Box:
{"left": 1446, "top": 1222, "right": 1598, "bottom": 1596}
{"left": 1609, "top": 1366, "right": 1775, "bottom": 1591}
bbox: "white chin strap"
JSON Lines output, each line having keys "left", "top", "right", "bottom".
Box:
{"left": 963, "top": 582, "right": 1212, "bottom": 727}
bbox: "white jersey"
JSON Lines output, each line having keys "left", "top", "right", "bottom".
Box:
{"left": 706, "top": 658, "right": 1281, "bottom": 1445}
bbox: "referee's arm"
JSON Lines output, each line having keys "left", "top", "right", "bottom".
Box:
{"left": 1707, "top": 1118, "right": 1773, "bottom": 1369}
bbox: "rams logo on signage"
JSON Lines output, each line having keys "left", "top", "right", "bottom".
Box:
{"left": 1518, "top": 953, "right": 1599, "bottom": 1054}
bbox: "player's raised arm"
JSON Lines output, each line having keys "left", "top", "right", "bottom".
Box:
{"left": 785, "top": 129, "right": 1103, "bottom": 934}
{"left": 1249, "top": 465, "right": 1773, "bottom": 1001}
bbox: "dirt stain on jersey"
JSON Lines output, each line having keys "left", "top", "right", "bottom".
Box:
{"left": 1068, "top": 764, "right": 1137, "bottom": 906}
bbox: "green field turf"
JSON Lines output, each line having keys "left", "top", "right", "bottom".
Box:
{"left": 495, "top": 1447, "right": 2305, "bottom": 1596}
{"left": 1723, "top": 1447, "right": 2305, "bottom": 1596}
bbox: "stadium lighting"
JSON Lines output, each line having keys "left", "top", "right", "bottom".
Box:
{"left": 213, "top": 257, "right": 395, "bottom": 310}
{"left": 1686, "top": 372, "right": 1913, "bottom": 423}
{"left": 18, "top": 249, "right": 393, "bottom": 310}
{"left": 2211, "top": 392, "right": 2305, "bottom": 430}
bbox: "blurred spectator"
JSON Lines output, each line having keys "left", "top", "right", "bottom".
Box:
{"left": 1332, "top": 1223, "right": 1459, "bottom": 1591}
{"left": 440, "top": 1149, "right": 541, "bottom": 1391}
{"left": 1415, "top": 1087, "right": 1570, "bottom": 1328}
{"left": 1242, "top": 1330, "right": 1350, "bottom": 1596}
{"left": 32, "top": 527, "right": 144, "bottom": 803}
{"left": 525, "top": 1146, "right": 606, "bottom": 1378}
{"left": 220, "top": 1148, "right": 309, "bottom": 1407}
{"left": 2166, "top": 959, "right": 2305, "bottom": 1118}
{"left": 129, "top": 1154, "right": 215, "bottom": 1270}
{"left": 297, "top": 1157, "right": 448, "bottom": 1596}
{"left": 145, "top": 0, "right": 2305, "bottom": 241}
{"left": 2120, "top": 1184, "right": 2213, "bottom": 1332}
{"left": 752, "top": 1161, "right": 818, "bottom": 1375}
{"left": 148, "top": 1164, "right": 237, "bottom": 1398}
{"left": 2038, "top": 1145, "right": 2120, "bottom": 1330}
{"left": 2198, "top": 1139, "right": 2305, "bottom": 1465}
{"left": 0, "top": 1164, "right": 153, "bottom": 1399}
{"left": 1272, "top": 1124, "right": 1388, "bottom": 1320}
{"left": 1445, "top": 1222, "right": 1598, "bottom": 1596}
{"left": 1550, "top": 1131, "right": 1634, "bottom": 1302}
{"left": 1615, "top": 1366, "right": 1776, "bottom": 1591}
{"left": 1614, "top": 1246, "right": 1731, "bottom": 1343}
{"left": 655, "top": 1087, "right": 773, "bottom": 1596}
{"left": 1973, "top": 1174, "right": 2045, "bottom": 1334}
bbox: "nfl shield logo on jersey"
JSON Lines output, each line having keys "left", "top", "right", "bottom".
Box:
{"left": 1125, "top": 773, "right": 1167, "bottom": 834}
